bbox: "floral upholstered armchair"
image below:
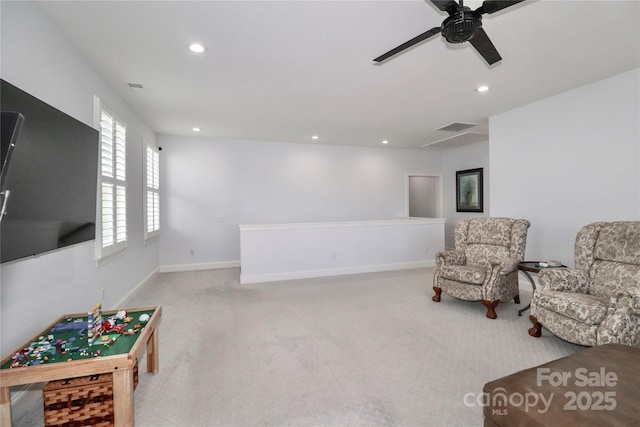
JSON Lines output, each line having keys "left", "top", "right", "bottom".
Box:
{"left": 529, "top": 221, "right": 640, "bottom": 348}
{"left": 432, "top": 217, "right": 530, "bottom": 319}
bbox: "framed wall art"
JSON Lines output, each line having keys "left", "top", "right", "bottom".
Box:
{"left": 456, "top": 168, "right": 483, "bottom": 212}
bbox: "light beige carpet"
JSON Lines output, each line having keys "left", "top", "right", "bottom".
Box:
{"left": 11, "top": 267, "right": 581, "bottom": 426}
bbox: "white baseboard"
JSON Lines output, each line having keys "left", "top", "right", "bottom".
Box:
{"left": 159, "top": 260, "right": 240, "bottom": 273}
{"left": 111, "top": 267, "right": 159, "bottom": 309}
{"left": 240, "top": 260, "right": 435, "bottom": 284}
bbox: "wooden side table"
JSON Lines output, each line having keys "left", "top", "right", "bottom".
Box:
{"left": 0, "top": 305, "right": 162, "bottom": 427}
{"left": 517, "top": 262, "right": 565, "bottom": 316}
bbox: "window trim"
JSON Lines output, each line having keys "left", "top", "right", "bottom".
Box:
{"left": 144, "top": 140, "right": 160, "bottom": 241}
{"left": 94, "top": 96, "right": 128, "bottom": 263}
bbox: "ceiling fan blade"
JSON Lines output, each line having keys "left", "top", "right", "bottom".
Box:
{"left": 476, "top": 0, "right": 524, "bottom": 15}
{"left": 430, "top": 0, "right": 461, "bottom": 14}
{"left": 468, "top": 27, "right": 502, "bottom": 65}
{"left": 373, "top": 27, "right": 441, "bottom": 62}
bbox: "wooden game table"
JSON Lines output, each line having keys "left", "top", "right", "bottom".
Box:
{"left": 0, "top": 305, "right": 161, "bottom": 426}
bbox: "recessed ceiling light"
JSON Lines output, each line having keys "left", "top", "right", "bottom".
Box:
{"left": 476, "top": 85, "right": 490, "bottom": 93}
{"left": 312, "top": 135, "right": 319, "bottom": 140}
{"left": 189, "top": 43, "right": 205, "bottom": 53}
{"left": 192, "top": 127, "right": 201, "bottom": 132}
{"left": 382, "top": 140, "right": 389, "bottom": 144}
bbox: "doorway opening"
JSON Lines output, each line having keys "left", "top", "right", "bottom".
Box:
{"left": 406, "top": 174, "right": 443, "bottom": 218}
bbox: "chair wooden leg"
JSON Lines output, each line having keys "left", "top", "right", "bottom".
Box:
{"left": 432, "top": 286, "right": 442, "bottom": 302}
{"left": 528, "top": 315, "right": 542, "bottom": 337}
{"left": 514, "top": 294, "right": 520, "bottom": 304}
{"left": 481, "top": 299, "right": 499, "bottom": 319}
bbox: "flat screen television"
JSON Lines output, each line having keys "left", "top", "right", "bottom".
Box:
{"left": 1, "top": 79, "right": 99, "bottom": 263}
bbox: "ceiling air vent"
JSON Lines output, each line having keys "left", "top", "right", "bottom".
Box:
{"left": 127, "top": 82, "right": 144, "bottom": 90}
{"left": 435, "top": 122, "right": 478, "bottom": 132}
{"left": 422, "top": 132, "right": 488, "bottom": 149}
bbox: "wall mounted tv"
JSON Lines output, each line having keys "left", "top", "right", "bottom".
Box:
{"left": 1, "top": 79, "right": 99, "bottom": 263}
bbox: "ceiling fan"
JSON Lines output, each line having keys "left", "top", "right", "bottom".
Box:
{"left": 374, "top": 0, "right": 524, "bottom": 65}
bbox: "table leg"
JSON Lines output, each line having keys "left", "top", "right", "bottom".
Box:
{"left": 112, "top": 368, "right": 135, "bottom": 426}
{"left": 147, "top": 328, "right": 159, "bottom": 374}
{"left": 518, "top": 270, "right": 537, "bottom": 316}
{"left": 1, "top": 386, "right": 12, "bottom": 427}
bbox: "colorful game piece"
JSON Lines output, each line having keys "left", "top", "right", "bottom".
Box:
{"left": 87, "top": 302, "right": 103, "bottom": 346}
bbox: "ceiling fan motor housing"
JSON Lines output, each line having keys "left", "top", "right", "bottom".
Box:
{"left": 441, "top": 9, "right": 482, "bottom": 43}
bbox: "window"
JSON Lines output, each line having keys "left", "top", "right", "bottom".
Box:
{"left": 96, "top": 103, "right": 127, "bottom": 260}
{"left": 144, "top": 143, "right": 160, "bottom": 240}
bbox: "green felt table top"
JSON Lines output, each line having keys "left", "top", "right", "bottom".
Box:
{"left": 1, "top": 309, "right": 156, "bottom": 370}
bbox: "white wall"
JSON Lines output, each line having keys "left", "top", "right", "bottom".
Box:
{"left": 490, "top": 68, "right": 640, "bottom": 265}
{"left": 441, "top": 140, "right": 490, "bottom": 249}
{"left": 157, "top": 135, "right": 443, "bottom": 268}
{"left": 239, "top": 219, "right": 445, "bottom": 283}
{"left": 0, "top": 2, "right": 159, "bottom": 353}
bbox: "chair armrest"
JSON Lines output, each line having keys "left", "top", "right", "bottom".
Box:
{"left": 611, "top": 288, "right": 640, "bottom": 314}
{"left": 487, "top": 256, "right": 518, "bottom": 274}
{"left": 538, "top": 268, "right": 591, "bottom": 293}
{"left": 435, "top": 250, "right": 466, "bottom": 266}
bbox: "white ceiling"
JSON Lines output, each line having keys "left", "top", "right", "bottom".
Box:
{"left": 37, "top": 0, "right": 640, "bottom": 149}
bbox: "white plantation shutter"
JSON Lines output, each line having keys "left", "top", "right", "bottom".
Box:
{"left": 116, "top": 184, "right": 127, "bottom": 242}
{"left": 115, "top": 122, "right": 126, "bottom": 180}
{"left": 97, "top": 107, "right": 127, "bottom": 259}
{"left": 144, "top": 144, "right": 160, "bottom": 239}
{"left": 101, "top": 183, "right": 114, "bottom": 247}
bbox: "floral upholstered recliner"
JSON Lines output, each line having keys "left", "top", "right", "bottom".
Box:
{"left": 529, "top": 221, "right": 640, "bottom": 348}
{"left": 432, "top": 217, "right": 530, "bottom": 319}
